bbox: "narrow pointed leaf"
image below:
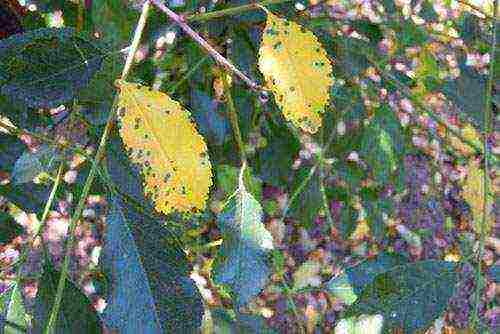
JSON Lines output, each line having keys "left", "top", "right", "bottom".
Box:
{"left": 258, "top": 11, "right": 333, "bottom": 133}
{"left": 116, "top": 80, "right": 213, "bottom": 215}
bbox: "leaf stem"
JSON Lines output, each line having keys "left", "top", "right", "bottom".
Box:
{"left": 3, "top": 164, "right": 64, "bottom": 274}
{"left": 43, "top": 1, "right": 151, "bottom": 332}
{"left": 471, "top": 0, "right": 497, "bottom": 329}
{"left": 150, "top": 0, "right": 261, "bottom": 91}
{"left": 222, "top": 73, "right": 247, "bottom": 165}
{"left": 186, "top": 0, "right": 293, "bottom": 22}
{"left": 167, "top": 55, "right": 211, "bottom": 94}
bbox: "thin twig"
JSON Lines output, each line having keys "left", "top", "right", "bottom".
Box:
{"left": 471, "top": 0, "right": 498, "bottom": 329}
{"left": 150, "top": 0, "right": 261, "bottom": 91}
{"left": 186, "top": 0, "right": 293, "bottom": 22}
{"left": 222, "top": 72, "right": 247, "bottom": 165}
{"left": 43, "top": 2, "right": 151, "bottom": 333}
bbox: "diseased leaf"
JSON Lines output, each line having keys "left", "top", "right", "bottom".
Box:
{"left": 0, "top": 28, "right": 105, "bottom": 108}
{"left": 116, "top": 80, "right": 213, "bottom": 215}
{"left": 104, "top": 134, "right": 204, "bottom": 332}
{"left": 347, "top": 260, "right": 458, "bottom": 334}
{"left": 327, "top": 252, "right": 408, "bottom": 305}
{"left": 462, "top": 159, "right": 495, "bottom": 234}
{"left": 33, "top": 262, "right": 102, "bottom": 333}
{"left": 258, "top": 10, "right": 333, "bottom": 133}
{"left": 214, "top": 170, "right": 274, "bottom": 306}
{"left": 0, "top": 283, "right": 27, "bottom": 333}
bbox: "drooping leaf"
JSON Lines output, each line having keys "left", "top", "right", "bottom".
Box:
{"left": 0, "top": 135, "right": 49, "bottom": 213}
{"left": 255, "top": 118, "right": 300, "bottom": 187}
{"left": 11, "top": 145, "right": 60, "bottom": 184}
{"left": 190, "top": 89, "right": 231, "bottom": 146}
{"left": 288, "top": 167, "right": 322, "bottom": 227}
{"left": 104, "top": 135, "right": 204, "bottom": 332}
{"left": 116, "top": 80, "right": 213, "bottom": 215}
{"left": 327, "top": 252, "right": 408, "bottom": 305}
{"left": 462, "top": 159, "right": 495, "bottom": 234}
{"left": 0, "top": 212, "right": 23, "bottom": 244}
{"left": 258, "top": 10, "right": 333, "bottom": 133}
{"left": 347, "top": 260, "right": 458, "bottom": 334}
{"left": 0, "top": 283, "right": 27, "bottom": 333}
{"left": 0, "top": 28, "right": 105, "bottom": 108}
{"left": 33, "top": 262, "right": 103, "bottom": 333}
{"left": 215, "top": 165, "right": 262, "bottom": 201}
{"left": 214, "top": 170, "right": 274, "bottom": 306}
{"left": 361, "top": 105, "right": 405, "bottom": 185}
{"left": 441, "top": 63, "right": 487, "bottom": 130}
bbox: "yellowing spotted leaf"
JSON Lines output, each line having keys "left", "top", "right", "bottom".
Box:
{"left": 258, "top": 10, "right": 333, "bottom": 133}
{"left": 116, "top": 80, "right": 212, "bottom": 214}
{"left": 462, "top": 159, "right": 495, "bottom": 234}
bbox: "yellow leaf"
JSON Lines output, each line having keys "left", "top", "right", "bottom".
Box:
{"left": 258, "top": 10, "right": 333, "bottom": 133}
{"left": 116, "top": 80, "right": 213, "bottom": 214}
{"left": 462, "top": 159, "right": 494, "bottom": 234}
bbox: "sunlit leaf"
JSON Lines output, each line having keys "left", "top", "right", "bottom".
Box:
{"left": 462, "top": 159, "right": 495, "bottom": 234}
{"left": 11, "top": 145, "right": 60, "bottom": 184}
{"left": 0, "top": 28, "right": 104, "bottom": 108}
{"left": 214, "top": 169, "right": 274, "bottom": 306}
{"left": 258, "top": 10, "right": 333, "bottom": 133}
{"left": 0, "top": 283, "right": 27, "bottom": 333}
{"left": 116, "top": 80, "right": 213, "bottom": 215}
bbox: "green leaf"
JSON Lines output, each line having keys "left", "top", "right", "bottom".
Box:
{"left": 214, "top": 171, "right": 274, "bottom": 306}
{"left": 288, "top": 167, "right": 322, "bottom": 227}
{"left": 488, "top": 265, "right": 500, "bottom": 283}
{"left": 215, "top": 164, "right": 262, "bottom": 201}
{"left": 441, "top": 63, "right": 488, "bottom": 130}
{"left": 334, "top": 315, "right": 384, "bottom": 334}
{"left": 255, "top": 118, "right": 300, "bottom": 187}
{"left": 104, "top": 135, "right": 204, "bottom": 332}
{"left": 0, "top": 284, "right": 27, "bottom": 333}
{"left": 207, "top": 308, "right": 276, "bottom": 334}
{"left": 347, "top": 260, "right": 459, "bottom": 334}
{"left": 33, "top": 261, "right": 102, "bottom": 333}
{"left": 91, "top": 0, "right": 138, "bottom": 48}
{"left": 0, "top": 28, "right": 105, "bottom": 108}
{"left": 11, "top": 145, "right": 60, "bottom": 184}
{"left": 327, "top": 252, "right": 408, "bottom": 305}
{"left": 0, "top": 212, "right": 23, "bottom": 244}
{"left": 361, "top": 105, "right": 405, "bottom": 185}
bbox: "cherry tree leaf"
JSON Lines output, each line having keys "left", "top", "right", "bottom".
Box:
{"left": 347, "top": 260, "right": 458, "bottom": 334}
{"left": 0, "top": 28, "right": 104, "bottom": 108}
{"left": 214, "top": 169, "right": 274, "bottom": 306}
{"left": 116, "top": 80, "right": 213, "bottom": 215}
{"left": 0, "top": 283, "right": 27, "bottom": 333}
{"left": 33, "top": 262, "right": 103, "bottom": 333}
{"left": 258, "top": 10, "right": 333, "bottom": 133}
